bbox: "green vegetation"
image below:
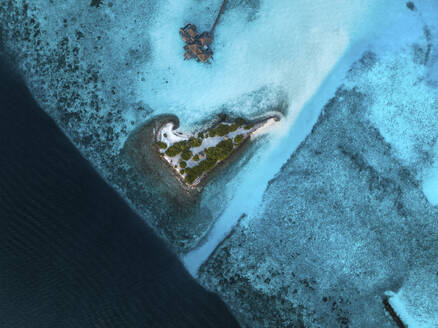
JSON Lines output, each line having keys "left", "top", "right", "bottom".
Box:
{"left": 164, "top": 138, "right": 200, "bottom": 158}
{"left": 215, "top": 124, "right": 231, "bottom": 137}
{"left": 218, "top": 113, "right": 228, "bottom": 121}
{"left": 156, "top": 141, "right": 167, "bottom": 149}
{"left": 229, "top": 123, "right": 239, "bottom": 132}
{"left": 205, "top": 139, "right": 234, "bottom": 161}
{"left": 165, "top": 140, "right": 188, "bottom": 157}
{"left": 184, "top": 169, "right": 197, "bottom": 184}
{"left": 235, "top": 117, "right": 246, "bottom": 125}
{"left": 234, "top": 134, "right": 244, "bottom": 144}
{"left": 209, "top": 123, "right": 242, "bottom": 137}
{"left": 199, "top": 158, "right": 216, "bottom": 171}
{"left": 184, "top": 140, "right": 235, "bottom": 184}
{"left": 161, "top": 118, "right": 255, "bottom": 184}
{"left": 188, "top": 137, "right": 202, "bottom": 147}
{"left": 181, "top": 149, "right": 193, "bottom": 161}
{"left": 184, "top": 158, "right": 217, "bottom": 184}
{"left": 163, "top": 133, "right": 167, "bottom": 138}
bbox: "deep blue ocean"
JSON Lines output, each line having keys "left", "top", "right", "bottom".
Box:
{"left": 0, "top": 60, "right": 239, "bottom": 327}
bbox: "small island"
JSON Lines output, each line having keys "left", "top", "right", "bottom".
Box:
{"left": 155, "top": 116, "right": 279, "bottom": 186}
{"left": 121, "top": 113, "right": 281, "bottom": 251}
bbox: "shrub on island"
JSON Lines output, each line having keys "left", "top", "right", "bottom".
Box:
{"left": 165, "top": 140, "right": 188, "bottom": 157}
{"left": 229, "top": 123, "right": 239, "bottom": 132}
{"left": 210, "top": 123, "right": 240, "bottom": 137}
{"left": 215, "top": 124, "right": 232, "bottom": 137}
{"left": 234, "top": 134, "right": 244, "bottom": 144}
{"left": 184, "top": 168, "right": 197, "bottom": 184}
{"left": 156, "top": 141, "right": 167, "bottom": 149}
{"left": 165, "top": 147, "right": 180, "bottom": 157}
{"left": 234, "top": 117, "right": 246, "bottom": 126}
{"left": 181, "top": 149, "right": 193, "bottom": 161}
{"left": 184, "top": 144, "right": 234, "bottom": 184}
{"left": 205, "top": 139, "right": 233, "bottom": 161}
{"left": 162, "top": 122, "right": 249, "bottom": 184}
{"left": 184, "top": 158, "right": 217, "bottom": 184}
{"left": 188, "top": 137, "right": 202, "bottom": 147}
{"left": 199, "top": 158, "right": 216, "bottom": 171}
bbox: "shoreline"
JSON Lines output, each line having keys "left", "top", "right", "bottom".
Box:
{"left": 154, "top": 113, "right": 281, "bottom": 190}
{"left": 122, "top": 112, "right": 281, "bottom": 252}
{"left": 123, "top": 114, "right": 198, "bottom": 206}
